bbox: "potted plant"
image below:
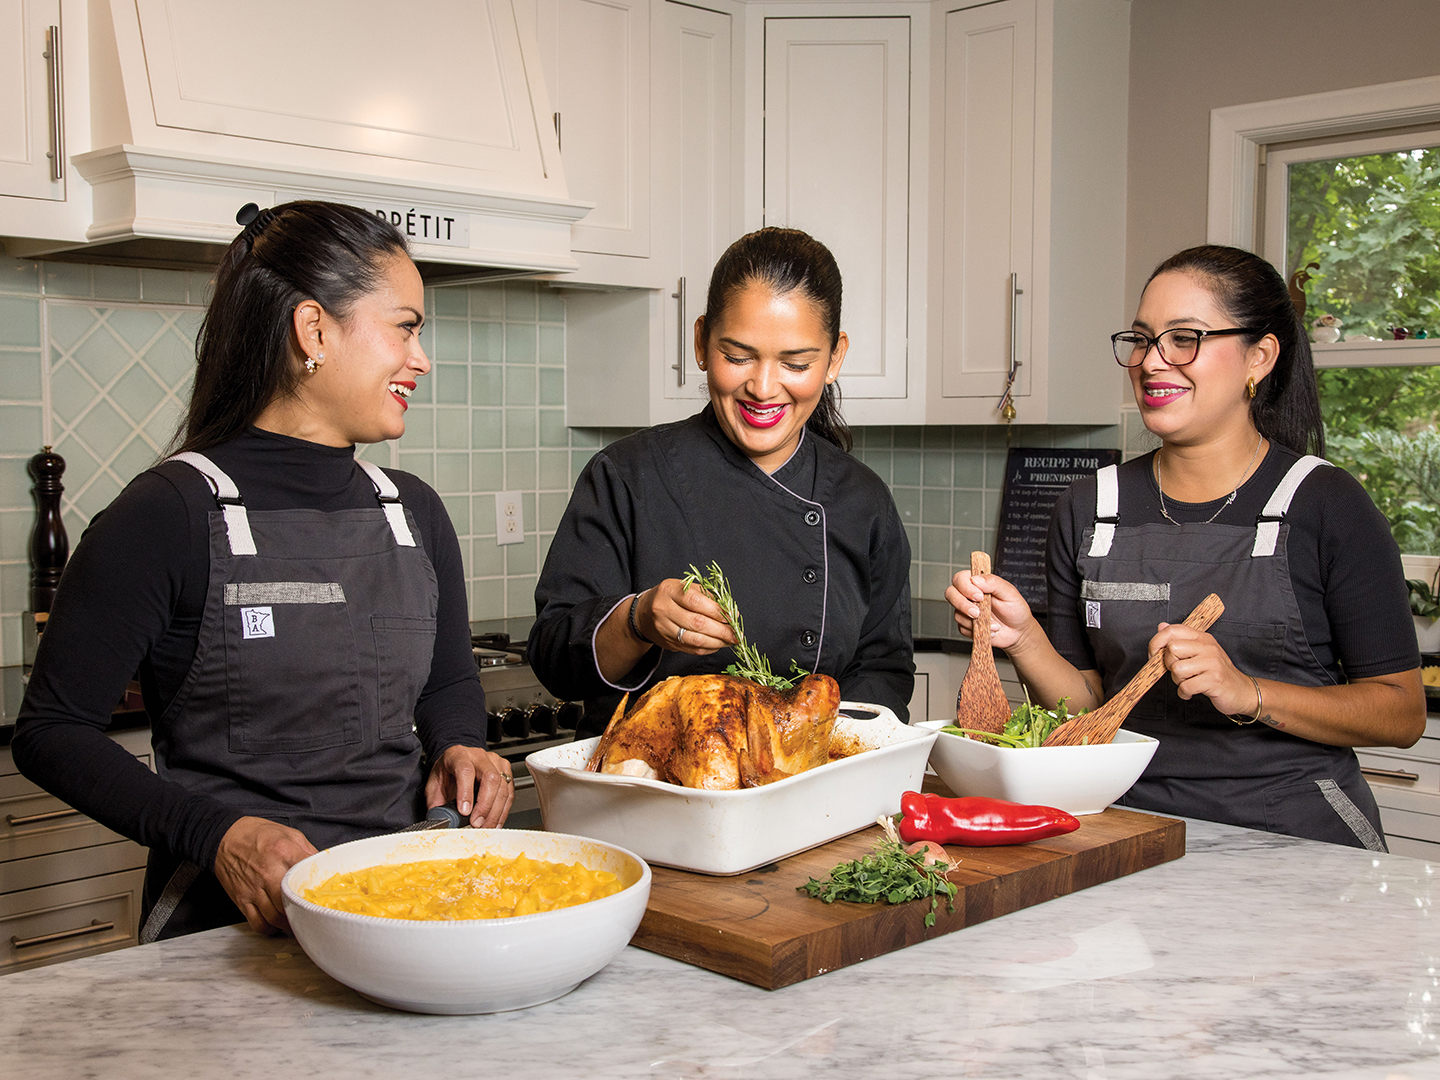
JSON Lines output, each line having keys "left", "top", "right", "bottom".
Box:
{"left": 1409, "top": 568, "right": 1440, "bottom": 654}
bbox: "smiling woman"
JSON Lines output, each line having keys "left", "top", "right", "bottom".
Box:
{"left": 13, "top": 201, "right": 511, "bottom": 945}
{"left": 530, "top": 227, "right": 914, "bottom": 740}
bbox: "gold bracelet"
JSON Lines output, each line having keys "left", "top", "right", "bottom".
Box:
{"left": 1230, "top": 674, "right": 1262, "bottom": 725}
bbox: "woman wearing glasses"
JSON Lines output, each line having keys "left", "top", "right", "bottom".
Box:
{"left": 948, "top": 245, "right": 1425, "bottom": 849}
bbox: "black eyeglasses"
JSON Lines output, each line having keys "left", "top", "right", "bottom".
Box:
{"left": 1111, "top": 327, "right": 1261, "bottom": 368}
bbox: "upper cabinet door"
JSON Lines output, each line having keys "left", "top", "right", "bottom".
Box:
{"left": 658, "top": 0, "right": 732, "bottom": 401}
{"left": 536, "top": 0, "right": 651, "bottom": 257}
{"left": 128, "top": 0, "right": 559, "bottom": 190}
{"left": 939, "top": 0, "right": 1036, "bottom": 402}
{"left": 0, "top": 0, "right": 64, "bottom": 201}
{"left": 763, "top": 17, "right": 911, "bottom": 400}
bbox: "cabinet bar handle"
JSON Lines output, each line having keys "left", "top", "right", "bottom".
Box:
{"left": 671, "top": 276, "right": 687, "bottom": 386}
{"left": 7, "top": 807, "right": 84, "bottom": 827}
{"left": 12, "top": 920, "right": 114, "bottom": 950}
{"left": 44, "top": 25, "right": 63, "bottom": 182}
{"left": 1361, "top": 766, "right": 1419, "bottom": 784}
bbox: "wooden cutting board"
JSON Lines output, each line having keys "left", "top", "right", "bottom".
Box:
{"left": 631, "top": 804, "right": 1184, "bottom": 989}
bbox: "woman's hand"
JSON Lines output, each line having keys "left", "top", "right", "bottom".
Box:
{"left": 214, "top": 816, "right": 319, "bottom": 936}
{"left": 427, "top": 744, "right": 514, "bottom": 829}
{"left": 945, "top": 570, "right": 1035, "bottom": 652}
{"left": 1148, "top": 622, "right": 1257, "bottom": 716}
{"left": 637, "top": 578, "right": 738, "bottom": 655}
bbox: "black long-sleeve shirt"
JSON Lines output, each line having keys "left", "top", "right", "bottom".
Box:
{"left": 531, "top": 406, "right": 914, "bottom": 734}
{"left": 12, "top": 428, "right": 485, "bottom": 870}
{"left": 1047, "top": 445, "right": 1420, "bottom": 681}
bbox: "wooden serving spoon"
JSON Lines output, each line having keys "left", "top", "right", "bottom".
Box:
{"left": 1042, "top": 592, "right": 1225, "bottom": 747}
{"left": 955, "top": 551, "right": 1012, "bottom": 734}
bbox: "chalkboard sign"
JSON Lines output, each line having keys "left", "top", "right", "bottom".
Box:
{"left": 994, "top": 447, "right": 1121, "bottom": 614}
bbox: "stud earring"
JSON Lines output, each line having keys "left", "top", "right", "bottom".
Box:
{"left": 1246, "top": 376, "right": 1257, "bottom": 400}
{"left": 698, "top": 360, "right": 707, "bottom": 371}
{"left": 305, "top": 356, "right": 318, "bottom": 374}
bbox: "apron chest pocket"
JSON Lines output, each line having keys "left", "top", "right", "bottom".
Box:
{"left": 224, "top": 592, "right": 363, "bottom": 754}
{"left": 372, "top": 615, "right": 437, "bottom": 739}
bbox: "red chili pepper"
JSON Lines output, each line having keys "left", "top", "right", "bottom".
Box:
{"left": 896, "top": 791, "right": 1079, "bottom": 847}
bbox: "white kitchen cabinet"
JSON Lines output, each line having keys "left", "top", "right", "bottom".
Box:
{"left": 1, "top": 725, "right": 151, "bottom": 973}
{"left": 534, "top": 0, "right": 652, "bottom": 260}
{"left": 0, "top": 0, "right": 92, "bottom": 245}
{"left": 924, "top": 0, "right": 1129, "bottom": 426}
{"left": 1361, "top": 716, "right": 1440, "bottom": 860}
{"left": 563, "top": 0, "right": 740, "bottom": 427}
{"left": 763, "top": 16, "right": 914, "bottom": 406}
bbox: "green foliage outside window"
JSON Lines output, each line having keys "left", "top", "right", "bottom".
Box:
{"left": 1287, "top": 148, "right": 1440, "bottom": 555}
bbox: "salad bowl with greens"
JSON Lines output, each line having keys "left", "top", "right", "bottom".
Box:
{"left": 918, "top": 697, "right": 1158, "bottom": 816}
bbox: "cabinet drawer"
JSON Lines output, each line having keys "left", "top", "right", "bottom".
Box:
{"left": 1, "top": 782, "right": 132, "bottom": 862}
{"left": 0, "top": 868, "right": 145, "bottom": 975}
{"left": 1386, "top": 835, "right": 1440, "bottom": 861}
{"left": 0, "top": 839, "right": 148, "bottom": 894}
{"left": 1357, "top": 750, "right": 1440, "bottom": 792}
{"left": 1380, "top": 805, "right": 1440, "bottom": 846}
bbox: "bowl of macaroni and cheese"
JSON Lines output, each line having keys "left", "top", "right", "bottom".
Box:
{"left": 280, "top": 829, "right": 651, "bottom": 1014}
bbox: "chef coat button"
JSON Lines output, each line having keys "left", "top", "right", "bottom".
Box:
{"left": 800, "top": 630, "right": 817, "bottom": 648}
{"left": 804, "top": 510, "right": 821, "bottom": 526}
{"left": 803, "top": 568, "right": 818, "bottom": 584}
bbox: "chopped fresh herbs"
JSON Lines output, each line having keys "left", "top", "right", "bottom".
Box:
{"left": 681, "top": 561, "right": 810, "bottom": 691}
{"left": 943, "top": 694, "right": 1086, "bottom": 748}
{"left": 797, "top": 828, "right": 958, "bottom": 928}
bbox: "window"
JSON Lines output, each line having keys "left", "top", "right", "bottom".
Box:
{"left": 1260, "top": 129, "right": 1440, "bottom": 558}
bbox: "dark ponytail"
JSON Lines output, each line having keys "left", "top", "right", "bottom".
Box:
{"left": 701, "top": 227, "right": 852, "bottom": 452}
{"left": 169, "top": 201, "right": 409, "bottom": 455}
{"left": 1147, "top": 245, "right": 1324, "bottom": 457}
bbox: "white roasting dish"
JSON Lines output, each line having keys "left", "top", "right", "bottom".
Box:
{"left": 525, "top": 702, "right": 938, "bottom": 875}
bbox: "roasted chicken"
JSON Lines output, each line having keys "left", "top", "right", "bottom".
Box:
{"left": 586, "top": 673, "right": 841, "bottom": 789}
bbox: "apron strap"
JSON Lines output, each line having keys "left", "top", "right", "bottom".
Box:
{"left": 1088, "top": 463, "right": 1120, "bottom": 557}
{"left": 355, "top": 459, "right": 416, "bottom": 548}
{"left": 167, "top": 452, "right": 258, "bottom": 556}
{"left": 138, "top": 860, "right": 203, "bottom": 944}
{"left": 1251, "top": 455, "right": 1331, "bottom": 557}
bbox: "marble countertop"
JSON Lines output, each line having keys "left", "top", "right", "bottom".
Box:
{"left": 5, "top": 818, "right": 1440, "bottom": 1079}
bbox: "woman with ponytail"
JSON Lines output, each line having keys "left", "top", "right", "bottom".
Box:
{"left": 532, "top": 227, "right": 913, "bottom": 736}
{"left": 15, "top": 202, "right": 510, "bottom": 941}
{"left": 948, "top": 245, "right": 1425, "bottom": 849}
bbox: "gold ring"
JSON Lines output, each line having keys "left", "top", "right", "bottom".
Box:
{"left": 503, "top": 774, "right": 512, "bottom": 784}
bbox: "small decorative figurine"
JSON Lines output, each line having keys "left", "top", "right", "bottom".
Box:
{"left": 1288, "top": 262, "right": 1319, "bottom": 321}
{"left": 1388, "top": 326, "right": 1411, "bottom": 340}
{"left": 1311, "top": 313, "right": 1343, "bottom": 344}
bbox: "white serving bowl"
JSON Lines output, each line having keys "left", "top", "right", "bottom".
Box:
{"left": 916, "top": 720, "right": 1159, "bottom": 816}
{"left": 280, "top": 829, "right": 650, "bottom": 1015}
{"left": 527, "top": 702, "right": 938, "bottom": 875}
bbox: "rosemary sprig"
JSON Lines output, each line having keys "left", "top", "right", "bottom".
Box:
{"left": 797, "top": 819, "right": 958, "bottom": 928}
{"left": 680, "top": 561, "right": 809, "bottom": 691}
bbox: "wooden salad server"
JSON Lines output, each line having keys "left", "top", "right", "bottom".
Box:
{"left": 955, "top": 551, "right": 1012, "bottom": 734}
{"left": 1042, "top": 592, "right": 1225, "bottom": 747}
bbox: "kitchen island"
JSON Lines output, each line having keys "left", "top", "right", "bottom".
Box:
{"left": 4, "top": 817, "right": 1438, "bottom": 1079}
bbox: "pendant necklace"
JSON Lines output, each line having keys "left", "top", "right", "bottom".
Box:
{"left": 1155, "top": 433, "right": 1263, "bottom": 527}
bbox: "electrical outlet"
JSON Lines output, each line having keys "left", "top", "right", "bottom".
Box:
{"left": 494, "top": 491, "right": 524, "bottom": 546}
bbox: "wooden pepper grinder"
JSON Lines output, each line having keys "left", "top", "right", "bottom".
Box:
{"left": 28, "top": 446, "right": 68, "bottom": 614}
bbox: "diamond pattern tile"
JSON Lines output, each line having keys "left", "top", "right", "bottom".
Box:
{"left": 43, "top": 300, "right": 200, "bottom": 526}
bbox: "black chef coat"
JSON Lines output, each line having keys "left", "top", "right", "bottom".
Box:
{"left": 531, "top": 406, "right": 914, "bottom": 736}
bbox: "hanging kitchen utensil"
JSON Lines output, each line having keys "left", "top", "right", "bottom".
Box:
{"left": 1043, "top": 593, "right": 1225, "bottom": 747}
{"left": 955, "top": 551, "right": 1012, "bottom": 734}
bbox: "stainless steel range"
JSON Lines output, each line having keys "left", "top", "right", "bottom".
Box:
{"left": 471, "top": 633, "right": 583, "bottom": 827}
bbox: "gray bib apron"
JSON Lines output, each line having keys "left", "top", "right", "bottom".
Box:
{"left": 140, "top": 453, "right": 439, "bottom": 940}
{"left": 1077, "top": 456, "right": 1385, "bottom": 851}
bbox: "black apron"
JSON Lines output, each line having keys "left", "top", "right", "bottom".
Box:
{"left": 140, "top": 452, "right": 440, "bottom": 939}
{"left": 1078, "top": 455, "right": 1386, "bottom": 851}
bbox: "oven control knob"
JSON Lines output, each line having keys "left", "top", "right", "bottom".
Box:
{"left": 485, "top": 710, "right": 504, "bottom": 745}
{"left": 556, "top": 701, "right": 584, "bottom": 731}
{"left": 501, "top": 706, "right": 529, "bottom": 739}
{"left": 526, "top": 702, "right": 557, "bottom": 736}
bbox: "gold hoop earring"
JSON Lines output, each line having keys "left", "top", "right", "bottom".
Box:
{"left": 1246, "top": 377, "right": 1257, "bottom": 400}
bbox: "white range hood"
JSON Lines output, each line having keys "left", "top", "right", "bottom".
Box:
{"left": 12, "top": 0, "right": 590, "bottom": 281}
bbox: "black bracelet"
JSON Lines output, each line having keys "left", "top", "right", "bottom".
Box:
{"left": 628, "top": 591, "right": 652, "bottom": 645}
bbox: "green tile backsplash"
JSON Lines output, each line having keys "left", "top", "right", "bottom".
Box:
{"left": 0, "top": 258, "right": 1127, "bottom": 667}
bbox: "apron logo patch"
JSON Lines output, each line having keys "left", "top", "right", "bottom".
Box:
{"left": 1086, "top": 600, "right": 1101, "bottom": 629}
{"left": 240, "top": 606, "right": 274, "bottom": 639}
